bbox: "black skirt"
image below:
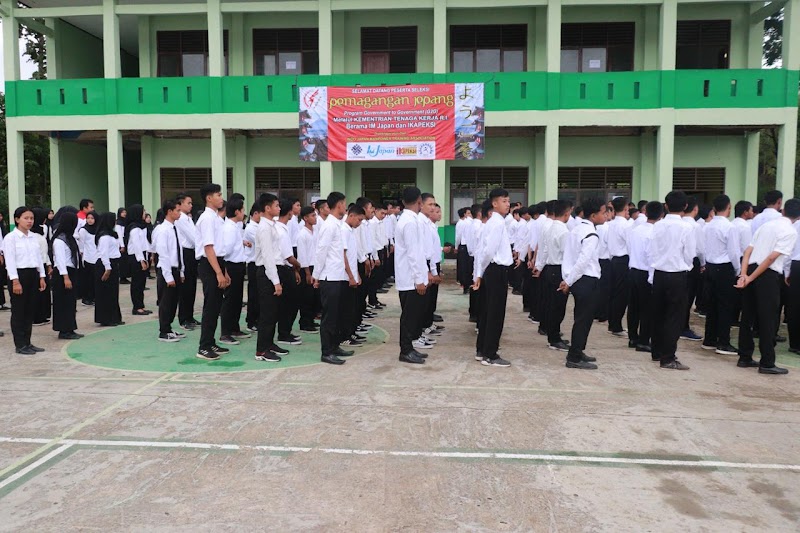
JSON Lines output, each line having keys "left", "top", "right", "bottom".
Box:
{"left": 52, "top": 266, "right": 78, "bottom": 333}
{"left": 94, "top": 258, "right": 122, "bottom": 326}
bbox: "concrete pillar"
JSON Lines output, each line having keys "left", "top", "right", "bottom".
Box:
{"left": 656, "top": 123, "right": 675, "bottom": 202}
{"left": 543, "top": 125, "right": 559, "bottom": 200}
{"left": 2, "top": 4, "right": 20, "bottom": 83}
{"left": 103, "top": 0, "right": 121, "bottom": 78}
{"left": 784, "top": 0, "right": 800, "bottom": 70}
{"left": 332, "top": 12, "right": 345, "bottom": 73}
{"left": 546, "top": 0, "right": 561, "bottom": 72}
{"left": 658, "top": 0, "right": 677, "bottom": 70}
{"left": 747, "top": 3, "right": 765, "bottom": 68}
{"left": 46, "top": 18, "right": 59, "bottom": 79}
{"left": 432, "top": 160, "right": 447, "bottom": 226}
{"left": 433, "top": 0, "right": 447, "bottom": 74}
{"left": 49, "top": 138, "right": 64, "bottom": 209}
{"left": 207, "top": 0, "right": 224, "bottom": 77}
{"left": 776, "top": 116, "right": 798, "bottom": 195}
{"left": 211, "top": 128, "right": 228, "bottom": 198}
{"left": 138, "top": 16, "right": 151, "bottom": 77}
{"left": 141, "top": 136, "right": 155, "bottom": 213}
{"left": 643, "top": 6, "right": 659, "bottom": 70}
{"left": 233, "top": 134, "right": 247, "bottom": 197}
{"left": 319, "top": 0, "right": 332, "bottom": 75}
{"left": 7, "top": 130, "right": 25, "bottom": 213}
{"left": 744, "top": 131, "right": 760, "bottom": 202}
{"left": 107, "top": 129, "right": 126, "bottom": 212}
{"left": 320, "top": 161, "right": 334, "bottom": 198}
{"left": 638, "top": 130, "right": 657, "bottom": 201}
{"left": 230, "top": 13, "right": 245, "bottom": 76}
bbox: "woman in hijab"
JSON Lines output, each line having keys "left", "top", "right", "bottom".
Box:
{"left": 0, "top": 211, "right": 9, "bottom": 311}
{"left": 116, "top": 208, "right": 130, "bottom": 285}
{"left": 30, "top": 208, "right": 52, "bottom": 326}
{"left": 78, "top": 211, "right": 98, "bottom": 306}
{"left": 94, "top": 212, "right": 123, "bottom": 327}
{"left": 124, "top": 204, "right": 152, "bottom": 316}
{"left": 51, "top": 212, "right": 83, "bottom": 340}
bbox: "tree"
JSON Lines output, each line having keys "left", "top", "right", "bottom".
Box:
{"left": 764, "top": 13, "right": 783, "bottom": 67}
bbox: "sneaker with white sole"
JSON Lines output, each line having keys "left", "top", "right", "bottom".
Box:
{"left": 413, "top": 339, "right": 433, "bottom": 350}
{"left": 219, "top": 335, "right": 240, "bottom": 345}
{"left": 481, "top": 357, "right": 511, "bottom": 367}
{"left": 255, "top": 351, "right": 281, "bottom": 362}
{"left": 158, "top": 332, "right": 182, "bottom": 343}
{"left": 231, "top": 331, "right": 252, "bottom": 339}
{"left": 196, "top": 347, "right": 221, "bottom": 360}
{"left": 420, "top": 335, "right": 437, "bottom": 344}
{"left": 276, "top": 336, "right": 302, "bottom": 345}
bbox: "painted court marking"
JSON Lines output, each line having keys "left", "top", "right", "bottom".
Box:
{"left": 1, "top": 436, "right": 799, "bottom": 472}
{"left": 0, "top": 444, "right": 73, "bottom": 491}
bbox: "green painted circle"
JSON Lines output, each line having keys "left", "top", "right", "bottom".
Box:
{"left": 66, "top": 319, "right": 389, "bottom": 373}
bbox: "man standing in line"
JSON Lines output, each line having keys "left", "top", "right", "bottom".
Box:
{"left": 731, "top": 200, "right": 755, "bottom": 326}
{"left": 751, "top": 190, "right": 783, "bottom": 234}
{"left": 176, "top": 193, "right": 200, "bottom": 330}
{"left": 606, "top": 196, "right": 632, "bottom": 337}
{"left": 275, "top": 199, "right": 303, "bottom": 346}
{"left": 627, "top": 201, "right": 661, "bottom": 354}
{"left": 253, "top": 193, "right": 284, "bottom": 363}
{"left": 537, "top": 199, "right": 571, "bottom": 352}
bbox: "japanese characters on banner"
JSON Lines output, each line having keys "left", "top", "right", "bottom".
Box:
{"left": 299, "top": 83, "right": 484, "bottom": 162}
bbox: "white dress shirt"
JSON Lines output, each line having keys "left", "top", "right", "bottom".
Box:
{"left": 114, "top": 224, "right": 126, "bottom": 250}
{"left": 478, "top": 212, "right": 513, "bottom": 275}
{"left": 505, "top": 214, "right": 518, "bottom": 246}
{"left": 562, "top": 220, "right": 601, "bottom": 286}
{"left": 395, "top": 209, "right": 428, "bottom": 291}
{"left": 296, "top": 225, "right": 316, "bottom": 269}
{"left": 467, "top": 218, "right": 482, "bottom": 257}
{"left": 35, "top": 233, "right": 50, "bottom": 267}
{"left": 52, "top": 239, "right": 76, "bottom": 274}
{"left": 627, "top": 223, "right": 654, "bottom": 282}
{"left": 650, "top": 214, "right": 696, "bottom": 273}
{"left": 97, "top": 234, "right": 122, "bottom": 271}
{"left": 78, "top": 227, "right": 98, "bottom": 265}
{"left": 175, "top": 212, "right": 197, "bottom": 250}
{"left": 3, "top": 228, "right": 46, "bottom": 280}
{"left": 536, "top": 219, "right": 569, "bottom": 269}
{"left": 473, "top": 222, "right": 486, "bottom": 280}
{"left": 222, "top": 218, "right": 245, "bottom": 264}
{"left": 195, "top": 207, "right": 224, "bottom": 260}
{"left": 288, "top": 216, "right": 301, "bottom": 247}
{"left": 704, "top": 216, "right": 741, "bottom": 275}
{"left": 596, "top": 222, "right": 610, "bottom": 260}
{"left": 751, "top": 207, "right": 782, "bottom": 235}
{"left": 274, "top": 220, "right": 293, "bottom": 266}
{"left": 731, "top": 217, "right": 752, "bottom": 259}
{"left": 255, "top": 218, "right": 281, "bottom": 285}
{"left": 154, "top": 220, "right": 185, "bottom": 284}
{"left": 748, "top": 216, "right": 797, "bottom": 275}
{"left": 455, "top": 218, "right": 468, "bottom": 247}
{"left": 634, "top": 213, "right": 648, "bottom": 226}
{"left": 243, "top": 220, "right": 259, "bottom": 263}
{"left": 606, "top": 216, "right": 632, "bottom": 258}
{"left": 126, "top": 227, "right": 149, "bottom": 262}
{"left": 343, "top": 223, "right": 360, "bottom": 284}
{"left": 315, "top": 215, "right": 347, "bottom": 282}
{"left": 424, "top": 216, "right": 440, "bottom": 275}
{"left": 683, "top": 216, "right": 704, "bottom": 265}
{"left": 785, "top": 220, "right": 800, "bottom": 277}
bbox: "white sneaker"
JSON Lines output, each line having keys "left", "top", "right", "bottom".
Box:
{"left": 158, "top": 332, "right": 181, "bottom": 343}
{"left": 420, "top": 335, "right": 437, "bottom": 344}
{"left": 413, "top": 339, "right": 433, "bottom": 350}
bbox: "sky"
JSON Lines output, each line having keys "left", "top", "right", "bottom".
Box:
{"left": 0, "top": 21, "right": 42, "bottom": 92}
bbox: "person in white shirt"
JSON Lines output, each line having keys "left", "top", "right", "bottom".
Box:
{"left": 340, "top": 205, "right": 367, "bottom": 350}
{"left": 700, "top": 195, "right": 741, "bottom": 356}
{"left": 254, "top": 193, "right": 284, "bottom": 363}
{"left": 679, "top": 198, "right": 704, "bottom": 342}
{"left": 287, "top": 198, "right": 302, "bottom": 257}
{"left": 4, "top": 206, "right": 47, "bottom": 353}
{"left": 515, "top": 207, "right": 533, "bottom": 310}
{"left": 530, "top": 201, "right": 554, "bottom": 328}
{"left": 372, "top": 205, "right": 391, "bottom": 297}
{"left": 296, "top": 206, "right": 319, "bottom": 333}
{"left": 466, "top": 203, "right": 483, "bottom": 319}
{"left": 538, "top": 200, "right": 571, "bottom": 351}
{"left": 750, "top": 190, "right": 783, "bottom": 235}
{"left": 395, "top": 187, "right": 429, "bottom": 364}
{"left": 731, "top": 200, "right": 755, "bottom": 325}
{"left": 77, "top": 211, "right": 98, "bottom": 306}
{"left": 31, "top": 208, "right": 52, "bottom": 327}
{"left": 219, "top": 198, "right": 251, "bottom": 346}
{"left": 313, "top": 192, "right": 355, "bottom": 365}
{"left": 474, "top": 188, "right": 513, "bottom": 368}
{"left": 353, "top": 198, "right": 379, "bottom": 323}
{"left": 523, "top": 202, "right": 546, "bottom": 323}
{"left": 455, "top": 207, "right": 472, "bottom": 293}
{"left": 593, "top": 203, "right": 613, "bottom": 323}
{"left": 559, "top": 197, "right": 606, "bottom": 370}
{"left": 274, "top": 199, "right": 303, "bottom": 346}
{"left": 124, "top": 204, "right": 152, "bottom": 316}
{"left": 243, "top": 203, "right": 261, "bottom": 332}
{"left": 194, "top": 183, "right": 231, "bottom": 361}
{"left": 786, "top": 212, "right": 800, "bottom": 355}
{"left": 51, "top": 212, "right": 82, "bottom": 340}
{"left": 736, "top": 198, "right": 800, "bottom": 374}
{"left": 417, "top": 194, "right": 443, "bottom": 345}
{"left": 627, "top": 201, "right": 661, "bottom": 354}
{"left": 94, "top": 212, "right": 123, "bottom": 327}
{"left": 175, "top": 193, "right": 200, "bottom": 330}
{"left": 153, "top": 200, "right": 186, "bottom": 343}
{"left": 114, "top": 207, "right": 130, "bottom": 285}
{"left": 606, "top": 197, "right": 633, "bottom": 337}
{"left": 649, "top": 191, "right": 696, "bottom": 370}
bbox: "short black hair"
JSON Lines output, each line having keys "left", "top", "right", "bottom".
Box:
{"left": 200, "top": 183, "right": 221, "bottom": 203}
{"left": 698, "top": 204, "right": 713, "bottom": 221}
{"left": 79, "top": 198, "right": 93, "bottom": 210}
{"left": 713, "top": 194, "right": 731, "bottom": 213}
{"left": 348, "top": 205, "right": 366, "bottom": 216}
{"left": 279, "top": 198, "right": 294, "bottom": 217}
{"left": 457, "top": 207, "right": 467, "bottom": 218}
{"left": 315, "top": 199, "right": 328, "bottom": 210}
{"left": 249, "top": 201, "right": 260, "bottom": 217}
{"left": 230, "top": 192, "right": 245, "bottom": 203}
{"left": 534, "top": 202, "right": 547, "bottom": 216}
{"left": 176, "top": 192, "right": 191, "bottom": 204}
{"left": 258, "top": 193, "right": 278, "bottom": 212}
{"left": 628, "top": 208, "right": 639, "bottom": 219}
{"left": 471, "top": 203, "right": 482, "bottom": 216}
{"left": 764, "top": 189, "right": 783, "bottom": 206}
{"left": 646, "top": 201, "right": 663, "bottom": 221}
{"left": 582, "top": 196, "right": 605, "bottom": 218}
{"left": 402, "top": 187, "right": 421, "bottom": 206}
{"left": 785, "top": 198, "right": 800, "bottom": 219}
{"left": 545, "top": 199, "right": 557, "bottom": 215}
{"left": 685, "top": 196, "right": 698, "bottom": 213}
{"left": 327, "top": 191, "right": 346, "bottom": 210}
{"left": 611, "top": 196, "right": 628, "bottom": 213}
{"left": 300, "top": 206, "right": 315, "bottom": 219}
{"left": 13, "top": 206, "right": 32, "bottom": 220}
{"left": 162, "top": 199, "right": 178, "bottom": 214}
{"left": 665, "top": 190, "right": 688, "bottom": 213}
{"left": 226, "top": 197, "right": 244, "bottom": 218}
{"left": 734, "top": 200, "right": 753, "bottom": 218}
{"left": 553, "top": 199, "right": 570, "bottom": 218}
{"left": 517, "top": 207, "right": 529, "bottom": 216}
{"left": 356, "top": 197, "right": 373, "bottom": 209}
{"left": 637, "top": 200, "right": 648, "bottom": 211}
{"left": 481, "top": 199, "right": 493, "bottom": 217}
{"left": 421, "top": 192, "right": 435, "bottom": 202}
{"left": 489, "top": 188, "right": 508, "bottom": 201}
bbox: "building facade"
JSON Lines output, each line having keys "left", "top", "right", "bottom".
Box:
{"left": 2, "top": 0, "right": 799, "bottom": 233}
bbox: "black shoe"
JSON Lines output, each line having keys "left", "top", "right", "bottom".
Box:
{"left": 511, "top": 289, "right": 522, "bottom": 295}
{"left": 218, "top": 335, "right": 240, "bottom": 345}
{"left": 469, "top": 316, "right": 478, "bottom": 323}
{"left": 81, "top": 299, "right": 94, "bottom": 306}
{"left": 190, "top": 319, "right": 201, "bottom": 327}
{"left": 322, "top": 354, "right": 346, "bottom": 365}
{"left": 660, "top": 360, "right": 690, "bottom": 370}
{"left": 333, "top": 348, "right": 355, "bottom": 357}
{"left": 196, "top": 348, "right": 220, "bottom": 360}
{"left": 16, "top": 346, "right": 36, "bottom": 355}
{"left": 432, "top": 314, "right": 443, "bottom": 322}
{"left": 566, "top": 359, "right": 597, "bottom": 369}
{"left": 211, "top": 344, "right": 230, "bottom": 355}
{"left": 537, "top": 327, "right": 546, "bottom": 336}
{"left": 481, "top": 357, "right": 511, "bottom": 367}
{"left": 58, "top": 332, "right": 83, "bottom": 340}
{"left": 276, "top": 336, "right": 302, "bottom": 345}
{"left": 776, "top": 335, "right": 787, "bottom": 343}
{"left": 270, "top": 344, "right": 290, "bottom": 356}
{"left": 132, "top": 309, "right": 150, "bottom": 316}
{"left": 341, "top": 338, "right": 363, "bottom": 347}
{"left": 255, "top": 351, "right": 281, "bottom": 362}
{"left": 0, "top": 304, "right": 8, "bottom": 311}
{"left": 715, "top": 344, "right": 739, "bottom": 356}
{"left": 548, "top": 341, "right": 569, "bottom": 352}
{"left": 737, "top": 359, "right": 759, "bottom": 368}
{"left": 399, "top": 352, "right": 425, "bottom": 364}
{"left": 376, "top": 289, "right": 389, "bottom": 294}
{"left": 628, "top": 340, "right": 637, "bottom": 348}
{"left": 758, "top": 366, "right": 789, "bottom": 375}
{"left": 581, "top": 353, "right": 597, "bottom": 362}
{"left": 463, "top": 288, "right": 470, "bottom": 295}
{"left": 27, "top": 345, "right": 45, "bottom": 352}
{"left": 635, "top": 344, "right": 652, "bottom": 353}
{"left": 300, "top": 327, "right": 319, "bottom": 334}
{"left": 180, "top": 322, "right": 197, "bottom": 331}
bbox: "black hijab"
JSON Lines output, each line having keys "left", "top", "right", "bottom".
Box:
{"left": 52, "top": 206, "right": 79, "bottom": 234}
{"left": 116, "top": 208, "right": 127, "bottom": 227}
{"left": 95, "top": 212, "right": 119, "bottom": 246}
{"left": 53, "top": 212, "right": 80, "bottom": 269}
{"left": 30, "top": 208, "right": 49, "bottom": 236}
{"left": 81, "top": 211, "right": 98, "bottom": 235}
{"left": 123, "top": 204, "right": 148, "bottom": 248}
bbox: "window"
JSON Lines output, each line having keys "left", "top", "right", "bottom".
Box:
{"left": 157, "top": 30, "right": 229, "bottom": 77}
{"left": 362, "top": 168, "right": 417, "bottom": 205}
{"left": 160, "top": 167, "right": 233, "bottom": 207}
{"left": 557, "top": 167, "right": 632, "bottom": 205}
{"left": 361, "top": 27, "right": 417, "bottom": 74}
{"left": 255, "top": 168, "right": 320, "bottom": 206}
{"left": 561, "top": 22, "right": 635, "bottom": 72}
{"left": 450, "top": 167, "right": 528, "bottom": 223}
{"left": 673, "top": 167, "right": 725, "bottom": 204}
{"left": 450, "top": 25, "right": 527, "bottom": 73}
{"left": 676, "top": 20, "right": 731, "bottom": 69}
{"left": 253, "top": 28, "right": 319, "bottom": 75}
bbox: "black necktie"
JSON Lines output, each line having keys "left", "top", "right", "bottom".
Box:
{"left": 174, "top": 225, "right": 183, "bottom": 271}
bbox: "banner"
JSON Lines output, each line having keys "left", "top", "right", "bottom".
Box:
{"left": 299, "top": 83, "right": 484, "bottom": 162}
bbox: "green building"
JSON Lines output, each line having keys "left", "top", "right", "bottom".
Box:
{"left": 3, "top": 0, "right": 799, "bottom": 234}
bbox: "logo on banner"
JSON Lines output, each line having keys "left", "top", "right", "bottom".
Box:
{"left": 396, "top": 146, "right": 418, "bottom": 157}
{"left": 419, "top": 143, "right": 434, "bottom": 157}
{"left": 350, "top": 144, "right": 363, "bottom": 156}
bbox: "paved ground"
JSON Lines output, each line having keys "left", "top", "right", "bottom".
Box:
{"left": 1, "top": 266, "right": 800, "bottom": 532}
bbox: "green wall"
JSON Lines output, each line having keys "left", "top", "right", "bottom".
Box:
{"left": 60, "top": 142, "right": 108, "bottom": 211}
{"left": 54, "top": 19, "right": 137, "bottom": 80}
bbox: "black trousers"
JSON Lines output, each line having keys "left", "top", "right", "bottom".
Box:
{"left": 52, "top": 266, "right": 78, "bottom": 334}
{"left": 10, "top": 268, "right": 39, "bottom": 349}
{"left": 652, "top": 270, "right": 688, "bottom": 364}
{"left": 683, "top": 259, "right": 702, "bottom": 330}
{"left": 94, "top": 259, "right": 122, "bottom": 326}
{"left": 567, "top": 276, "right": 599, "bottom": 361}
{"left": 342, "top": 286, "right": 359, "bottom": 341}
{"left": 277, "top": 266, "right": 299, "bottom": 338}
{"left": 0, "top": 261, "right": 7, "bottom": 306}
{"left": 738, "top": 265, "right": 781, "bottom": 368}
{"left": 128, "top": 255, "right": 147, "bottom": 311}
{"left": 80, "top": 261, "right": 95, "bottom": 302}
{"left": 697, "top": 269, "right": 711, "bottom": 314}
{"left": 703, "top": 263, "right": 737, "bottom": 347}
{"left": 542, "top": 265, "right": 567, "bottom": 345}
{"left": 298, "top": 266, "right": 316, "bottom": 329}
{"left": 221, "top": 261, "right": 245, "bottom": 336}
{"left": 476, "top": 263, "right": 508, "bottom": 360}
{"left": 608, "top": 255, "right": 630, "bottom": 332}
{"left": 157, "top": 268, "right": 181, "bottom": 335}
{"left": 628, "top": 268, "right": 652, "bottom": 346}
{"left": 357, "top": 262, "right": 370, "bottom": 315}
{"left": 255, "top": 267, "right": 278, "bottom": 353}
{"left": 399, "top": 289, "right": 425, "bottom": 354}
{"left": 33, "top": 264, "right": 51, "bottom": 324}
{"left": 520, "top": 262, "right": 532, "bottom": 310}
{"left": 527, "top": 275, "right": 541, "bottom": 321}
{"left": 788, "top": 261, "right": 800, "bottom": 350}
{"left": 119, "top": 251, "right": 131, "bottom": 281}
{"left": 457, "top": 244, "right": 470, "bottom": 287}
{"left": 245, "top": 262, "right": 259, "bottom": 329}
{"left": 594, "top": 259, "right": 611, "bottom": 321}
{"left": 198, "top": 256, "right": 226, "bottom": 350}
{"left": 319, "top": 280, "right": 345, "bottom": 356}
{"left": 178, "top": 248, "right": 198, "bottom": 324}
{"left": 368, "top": 257, "right": 383, "bottom": 305}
